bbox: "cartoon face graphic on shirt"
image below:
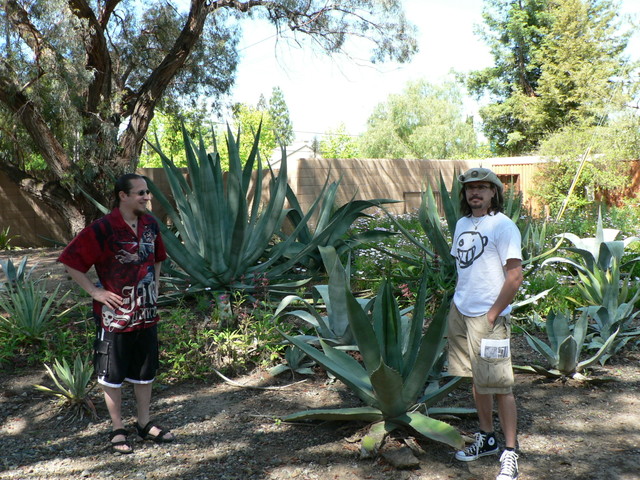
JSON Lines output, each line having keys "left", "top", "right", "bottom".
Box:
{"left": 455, "top": 231, "right": 488, "bottom": 269}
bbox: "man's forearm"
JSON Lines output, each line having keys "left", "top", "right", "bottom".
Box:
{"left": 64, "top": 265, "right": 123, "bottom": 310}
{"left": 64, "top": 265, "right": 99, "bottom": 296}
{"left": 487, "top": 260, "right": 523, "bottom": 324}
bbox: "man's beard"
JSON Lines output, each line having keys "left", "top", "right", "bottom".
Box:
{"left": 469, "top": 197, "right": 483, "bottom": 209}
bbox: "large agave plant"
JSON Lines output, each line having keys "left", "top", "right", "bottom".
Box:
{"left": 279, "top": 177, "right": 399, "bottom": 271}
{"left": 541, "top": 210, "right": 640, "bottom": 360}
{"left": 279, "top": 251, "right": 466, "bottom": 454}
{"left": 147, "top": 125, "right": 323, "bottom": 295}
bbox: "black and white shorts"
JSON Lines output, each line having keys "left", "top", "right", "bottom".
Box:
{"left": 93, "top": 324, "right": 159, "bottom": 388}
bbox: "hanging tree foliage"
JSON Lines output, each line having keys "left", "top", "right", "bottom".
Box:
{"left": 0, "top": 0, "right": 417, "bottom": 238}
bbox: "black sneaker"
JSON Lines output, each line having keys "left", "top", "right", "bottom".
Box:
{"left": 455, "top": 431, "right": 499, "bottom": 461}
{"left": 496, "top": 450, "right": 519, "bottom": 480}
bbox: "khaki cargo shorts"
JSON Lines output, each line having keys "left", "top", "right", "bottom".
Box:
{"left": 447, "top": 303, "right": 514, "bottom": 394}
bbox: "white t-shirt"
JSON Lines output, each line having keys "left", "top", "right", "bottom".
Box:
{"left": 450, "top": 212, "right": 522, "bottom": 317}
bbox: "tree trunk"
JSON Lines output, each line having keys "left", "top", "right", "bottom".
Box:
{"left": 116, "top": 1, "right": 211, "bottom": 166}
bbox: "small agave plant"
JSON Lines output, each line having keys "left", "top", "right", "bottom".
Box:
{"left": 268, "top": 345, "right": 316, "bottom": 378}
{"left": 35, "top": 355, "right": 97, "bottom": 420}
{"left": 520, "top": 309, "right": 619, "bottom": 380}
{"left": 278, "top": 250, "right": 466, "bottom": 455}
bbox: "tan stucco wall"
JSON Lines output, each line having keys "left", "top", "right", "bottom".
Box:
{"left": 290, "top": 157, "right": 480, "bottom": 215}
{"left": 0, "top": 174, "right": 69, "bottom": 247}
{"left": 3, "top": 157, "right": 636, "bottom": 248}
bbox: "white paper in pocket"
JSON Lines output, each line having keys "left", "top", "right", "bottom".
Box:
{"left": 480, "top": 338, "right": 510, "bottom": 359}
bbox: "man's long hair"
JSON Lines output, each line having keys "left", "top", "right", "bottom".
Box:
{"left": 459, "top": 185, "right": 504, "bottom": 217}
{"left": 113, "top": 173, "right": 145, "bottom": 208}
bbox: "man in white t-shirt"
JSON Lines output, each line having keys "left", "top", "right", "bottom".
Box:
{"left": 448, "top": 167, "right": 523, "bottom": 480}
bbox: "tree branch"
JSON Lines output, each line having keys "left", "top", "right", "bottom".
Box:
{"left": 0, "top": 62, "right": 71, "bottom": 177}
{"left": 6, "top": 0, "right": 52, "bottom": 80}
{"left": 68, "top": 0, "right": 114, "bottom": 117}
{"left": 116, "top": 0, "right": 213, "bottom": 165}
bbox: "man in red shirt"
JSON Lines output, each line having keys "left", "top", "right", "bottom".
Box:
{"left": 59, "top": 174, "right": 173, "bottom": 454}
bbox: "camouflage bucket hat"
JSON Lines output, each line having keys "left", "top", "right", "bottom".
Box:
{"left": 458, "top": 167, "right": 503, "bottom": 193}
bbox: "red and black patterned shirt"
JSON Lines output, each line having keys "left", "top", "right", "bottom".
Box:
{"left": 58, "top": 208, "right": 167, "bottom": 332}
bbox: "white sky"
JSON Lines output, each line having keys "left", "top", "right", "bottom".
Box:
{"left": 225, "top": 0, "right": 639, "bottom": 142}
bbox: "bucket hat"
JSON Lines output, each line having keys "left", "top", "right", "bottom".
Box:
{"left": 458, "top": 167, "right": 503, "bottom": 193}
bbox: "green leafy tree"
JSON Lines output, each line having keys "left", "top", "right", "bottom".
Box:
{"left": 268, "top": 86, "right": 294, "bottom": 146}
{"left": 228, "top": 103, "right": 277, "bottom": 163}
{"left": 359, "top": 79, "right": 479, "bottom": 159}
{"left": 533, "top": 111, "right": 640, "bottom": 215}
{"left": 0, "top": 0, "right": 417, "bottom": 238}
{"left": 141, "top": 87, "right": 293, "bottom": 168}
{"left": 320, "top": 123, "right": 360, "bottom": 158}
{"left": 139, "top": 105, "right": 217, "bottom": 168}
{"left": 468, "top": 0, "right": 637, "bottom": 155}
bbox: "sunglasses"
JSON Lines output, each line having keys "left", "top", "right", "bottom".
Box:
{"left": 130, "top": 190, "right": 151, "bottom": 196}
{"left": 465, "top": 184, "right": 492, "bottom": 192}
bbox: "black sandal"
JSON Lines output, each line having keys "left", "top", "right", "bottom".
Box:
{"left": 109, "top": 428, "right": 133, "bottom": 454}
{"left": 136, "top": 421, "right": 174, "bottom": 443}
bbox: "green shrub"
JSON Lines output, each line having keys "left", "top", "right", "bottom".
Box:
{"left": 157, "top": 297, "right": 296, "bottom": 382}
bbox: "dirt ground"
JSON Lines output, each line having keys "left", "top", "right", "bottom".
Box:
{"left": 1, "top": 249, "right": 640, "bottom": 480}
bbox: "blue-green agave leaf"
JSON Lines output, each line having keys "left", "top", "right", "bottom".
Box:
{"left": 392, "top": 412, "right": 463, "bottom": 449}
{"left": 282, "top": 407, "right": 384, "bottom": 423}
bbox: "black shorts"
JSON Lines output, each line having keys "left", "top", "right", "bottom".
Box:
{"left": 93, "top": 324, "right": 159, "bottom": 388}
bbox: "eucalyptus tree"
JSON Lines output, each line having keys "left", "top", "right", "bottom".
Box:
{"left": 467, "top": 0, "right": 637, "bottom": 155}
{"left": 359, "top": 79, "right": 479, "bottom": 159}
{"left": 0, "top": 0, "right": 417, "bottom": 238}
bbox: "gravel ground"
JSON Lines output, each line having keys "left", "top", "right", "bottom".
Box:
{"left": 2, "top": 355, "right": 640, "bottom": 480}
{"left": 1, "top": 248, "right": 640, "bottom": 479}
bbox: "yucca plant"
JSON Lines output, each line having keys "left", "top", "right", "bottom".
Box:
{"left": 0, "top": 280, "right": 74, "bottom": 342}
{"left": 35, "top": 355, "right": 97, "bottom": 420}
{"left": 519, "top": 309, "right": 619, "bottom": 379}
{"left": 0, "top": 256, "right": 37, "bottom": 291}
{"left": 279, "top": 251, "right": 466, "bottom": 455}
